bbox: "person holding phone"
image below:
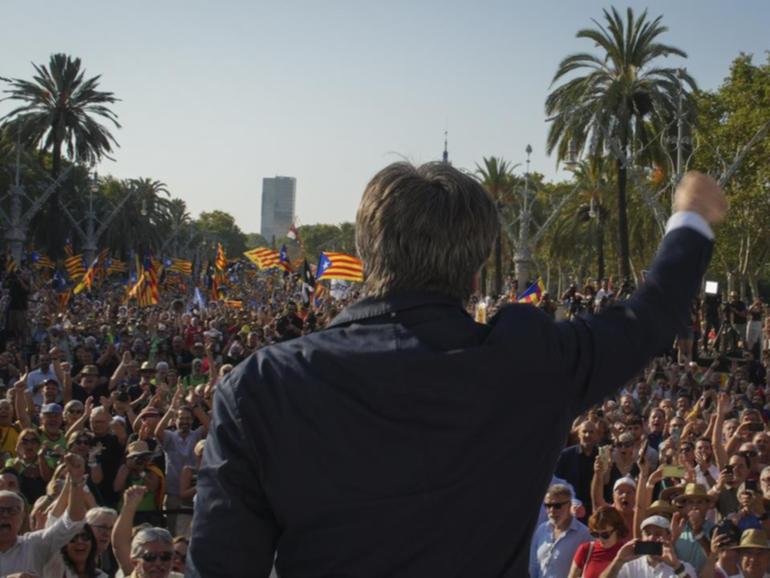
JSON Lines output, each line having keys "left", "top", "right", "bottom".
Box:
{"left": 599, "top": 515, "right": 696, "bottom": 577}
{"left": 710, "top": 454, "right": 751, "bottom": 518}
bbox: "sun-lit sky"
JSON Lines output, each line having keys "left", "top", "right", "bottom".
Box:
{"left": 2, "top": 1, "right": 768, "bottom": 234}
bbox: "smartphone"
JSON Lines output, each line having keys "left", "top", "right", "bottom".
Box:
{"left": 725, "top": 465, "right": 734, "bottom": 475}
{"left": 662, "top": 465, "right": 687, "bottom": 479}
{"left": 746, "top": 479, "right": 758, "bottom": 492}
{"left": 634, "top": 541, "right": 663, "bottom": 556}
{"left": 748, "top": 422, "right": 765, "bottom": 432}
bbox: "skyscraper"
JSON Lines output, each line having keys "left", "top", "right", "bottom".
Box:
{"left": 260, "top": 176, "right": 296, "bottom": 244}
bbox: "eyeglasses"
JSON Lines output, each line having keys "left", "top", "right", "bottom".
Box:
{"left": 680, "top": 447, "right": 694, "bottom": 453}
{"left": 90, "top": 524, "right": 113, "bottom": 533}
{"left": 0, "top": 506, "right": 21, "bottom": 516}
{"left": 590, "top": 530, "right": 614, "bottom": 540}
{"left": 741, "top": 451, "right": 759, "bottom": 458}
{"left": 72, "top": 532, "right": 91, "bottom": 543}
{"left": 544, "top": 501, "right": 569, "bottom": 510}
{"left": 140, "top": 551, "right": 173, "bottom": 563}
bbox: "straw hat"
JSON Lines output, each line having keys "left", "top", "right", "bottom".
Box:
{"left": 732, "top": 529, "right": 770, "bottom": 551}
{"left": 672, "top": 483, "right": 716, "bottom": 507}
{"left": 647, "top": 499, "right": 676, "bottom": 519}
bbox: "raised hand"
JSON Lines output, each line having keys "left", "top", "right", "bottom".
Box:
{"left": 123, "top": 484, "right": 147, "bottom": 506}
{"left": 674, "top": 171, "right": 727, "bottom": 225}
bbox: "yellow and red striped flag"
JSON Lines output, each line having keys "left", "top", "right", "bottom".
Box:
{"left": 216, "top": 243, "right": 227, "bottom": 271}
{"left": 64, "top": 255, "right": 86, "bottom": 280}
{"left": 316, "top": 252, "right": 364, "bottom": 282}
{"left": 244, "top": 247, "right": 281, "bottom": 270}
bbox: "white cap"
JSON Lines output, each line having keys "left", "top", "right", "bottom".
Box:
{"left": 613, "top": 476, "right": 637, "bottom": 492}
{"left": 641, "top": 515, "right": 671, "bottom": 531}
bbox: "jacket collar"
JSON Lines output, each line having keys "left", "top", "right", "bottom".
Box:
{"left": 328, "top": 290, "right": 466, "bottom": 328}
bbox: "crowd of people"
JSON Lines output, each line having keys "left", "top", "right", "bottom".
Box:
{"left": 0, "top": 263, "right": 358, "bottom": 577}
{"left": 531, "top": 299, "right": 770, "bottom": 576}
{"left": 2, "top": 257, "right": 770, "bottom": 577}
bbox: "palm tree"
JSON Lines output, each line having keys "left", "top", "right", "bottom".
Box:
{"left": 571, "top": 158, "right": 612, "bottom": 280}
{"left": 1, "top": 53, "right": 120, "bottom": 177}
{"left": 476, "top": 157, "right": 515, "bottom": 297}
{"left": 545, "top": 7, "right": 694, "bottom": 279}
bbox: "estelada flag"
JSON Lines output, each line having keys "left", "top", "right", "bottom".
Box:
{"left": 517, "top": 278, "right": 546, "bottom": 305}
{"left": 316, "top": 252, "right": 364, "bottom": 282}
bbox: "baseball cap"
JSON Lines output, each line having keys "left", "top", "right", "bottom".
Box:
{"left": 41, "top": 403, "right": 63, "bottom": 415}
{"left": 641, "top": 515, "right": 671, "bottom": 531}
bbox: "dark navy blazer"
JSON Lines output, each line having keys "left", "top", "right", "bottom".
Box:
{"left": 188, "top": 226, "right": 712, "bottom": 578}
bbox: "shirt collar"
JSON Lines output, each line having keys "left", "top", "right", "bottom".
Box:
{"left": 328, "top": 291, "right": 466, "bottom": 328}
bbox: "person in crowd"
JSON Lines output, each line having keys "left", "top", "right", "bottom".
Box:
{"left": 529, "top": 484, "right": 591, "bottom": 578}
{"left": 599, "top": 515, "right": 696, "bottom": 577}
{"left": 154, "top": 384, "right": 208, "bottom": 536}
{"left": 43, "top": 524, "right": 107, "bottom": 578}
{"left": 113, "top": 442, "right": 163, "bottom": 528}
{"left": 85, "top": 507, "right": 119, "bottom": 577}
{"left": 556, "top": 420, "right": 600, "bottom": 520}
{"left": 569, "top": 505, "right": 629, "bottom": 578}
{"left": 0, "top": 453, "right": 87, "bottom": 576}
{"left": 732, "top": 529, "right": 770, "bottom": 578}
{"left": 111, "top": 486, "right": 180, "bottom": 578}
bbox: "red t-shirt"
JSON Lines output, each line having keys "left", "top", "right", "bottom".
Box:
{"left": 572, "top": 539, "right": 626, "bottom": 578}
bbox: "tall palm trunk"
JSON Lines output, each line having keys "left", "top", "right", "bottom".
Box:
{"left": 616, "top": 155, "right": 631, "bottom": 280}
{"left": 596, "top": 211, "right": 605, "bottom": 281}
{"left": 494, "top": 235, "right": 503, "bottom": 297}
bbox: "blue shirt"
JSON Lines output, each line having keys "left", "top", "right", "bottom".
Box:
{"left": 529, "top": 516, "right": 591, "bottom": 578}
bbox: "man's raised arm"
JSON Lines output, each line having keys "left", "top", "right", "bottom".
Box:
{"left": 557, "top": 172, "right": 726, "bottom": 413}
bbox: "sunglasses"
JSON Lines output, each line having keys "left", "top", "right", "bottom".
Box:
{"left": 71, "top": 532, "right": 91, "bottom": 543}
{"left": 140, "top": 551, "right": 173, "bottom": 563}
{"left": 544, "top": 501, "right": 569, "bottom": 510}
{"left": 680, "top": 447, "right": 694, "bottom": 453}
{"left": 590, "top": 530, "right": 614, "bottom": 540}
{"left": 615, "top": 442, "right": 634, "bottom": 449}
{"left": 0, "top": 506, "right": 21, "bottom": 516}
{"left": 741, "top": 451, "right": 759, "bottom": 458}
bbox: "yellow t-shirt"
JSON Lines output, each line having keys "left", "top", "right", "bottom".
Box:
{"left": 0, "top": 426, "right": 19, "bottom": 459}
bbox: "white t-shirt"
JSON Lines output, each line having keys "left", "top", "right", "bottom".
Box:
{"left": 617, "top": 557, "right": 696, "bottom": 578}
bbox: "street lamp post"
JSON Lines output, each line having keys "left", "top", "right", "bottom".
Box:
{"left": 514, "top": 144, "right": 534, "bottom": 291}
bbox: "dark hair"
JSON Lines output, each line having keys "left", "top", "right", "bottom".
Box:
{"left": 588, "top": 505, "right": 629, "bottom": 538}
{"left": 61, "top": 523, "right": 98, "bottom": 577}
{"left": 355, "top": 162, "right": 499, "bottom": 302}
{"left": 623, "top": 415, "right": 642, "bottom": 426}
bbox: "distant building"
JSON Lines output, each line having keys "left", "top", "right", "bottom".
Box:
{"left": 260, "top": 176, "right": 296, "bottom": 244}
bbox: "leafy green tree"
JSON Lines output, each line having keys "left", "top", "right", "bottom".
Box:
{"left": 546, "top": 7, "right": 693, "bottom": 279}
{"left": 297, "top": 223, "right": 356, "bottom": 260}
{"left": 196, "top": 210, "right": 247, "bottom": 256}
{"left": 1, "top": 53, "right": 120, "bottom": 177}
{"left": 693, "top": 54, "right": 770, "bottom": 297}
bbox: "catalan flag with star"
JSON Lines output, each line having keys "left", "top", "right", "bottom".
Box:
{"left": 516, "top": 278, "right": 546, "bottom": 306}
{"left": 316, "top": 251, "right": 364, "bottom": 282}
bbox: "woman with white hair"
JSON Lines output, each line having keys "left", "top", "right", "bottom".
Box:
{"left": 112, "top": 486, "right": 181, "bottom": 578}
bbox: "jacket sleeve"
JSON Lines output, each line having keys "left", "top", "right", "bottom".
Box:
{"left": 556, "top": 225, "right": 713, "bottom": 414}
{"left": 187, "top": 371, "right": 279, "bottom": 578}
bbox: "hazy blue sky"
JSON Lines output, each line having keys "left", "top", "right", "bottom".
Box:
{"left": 2, "top": 1, "right": 768, "bottom": 235}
